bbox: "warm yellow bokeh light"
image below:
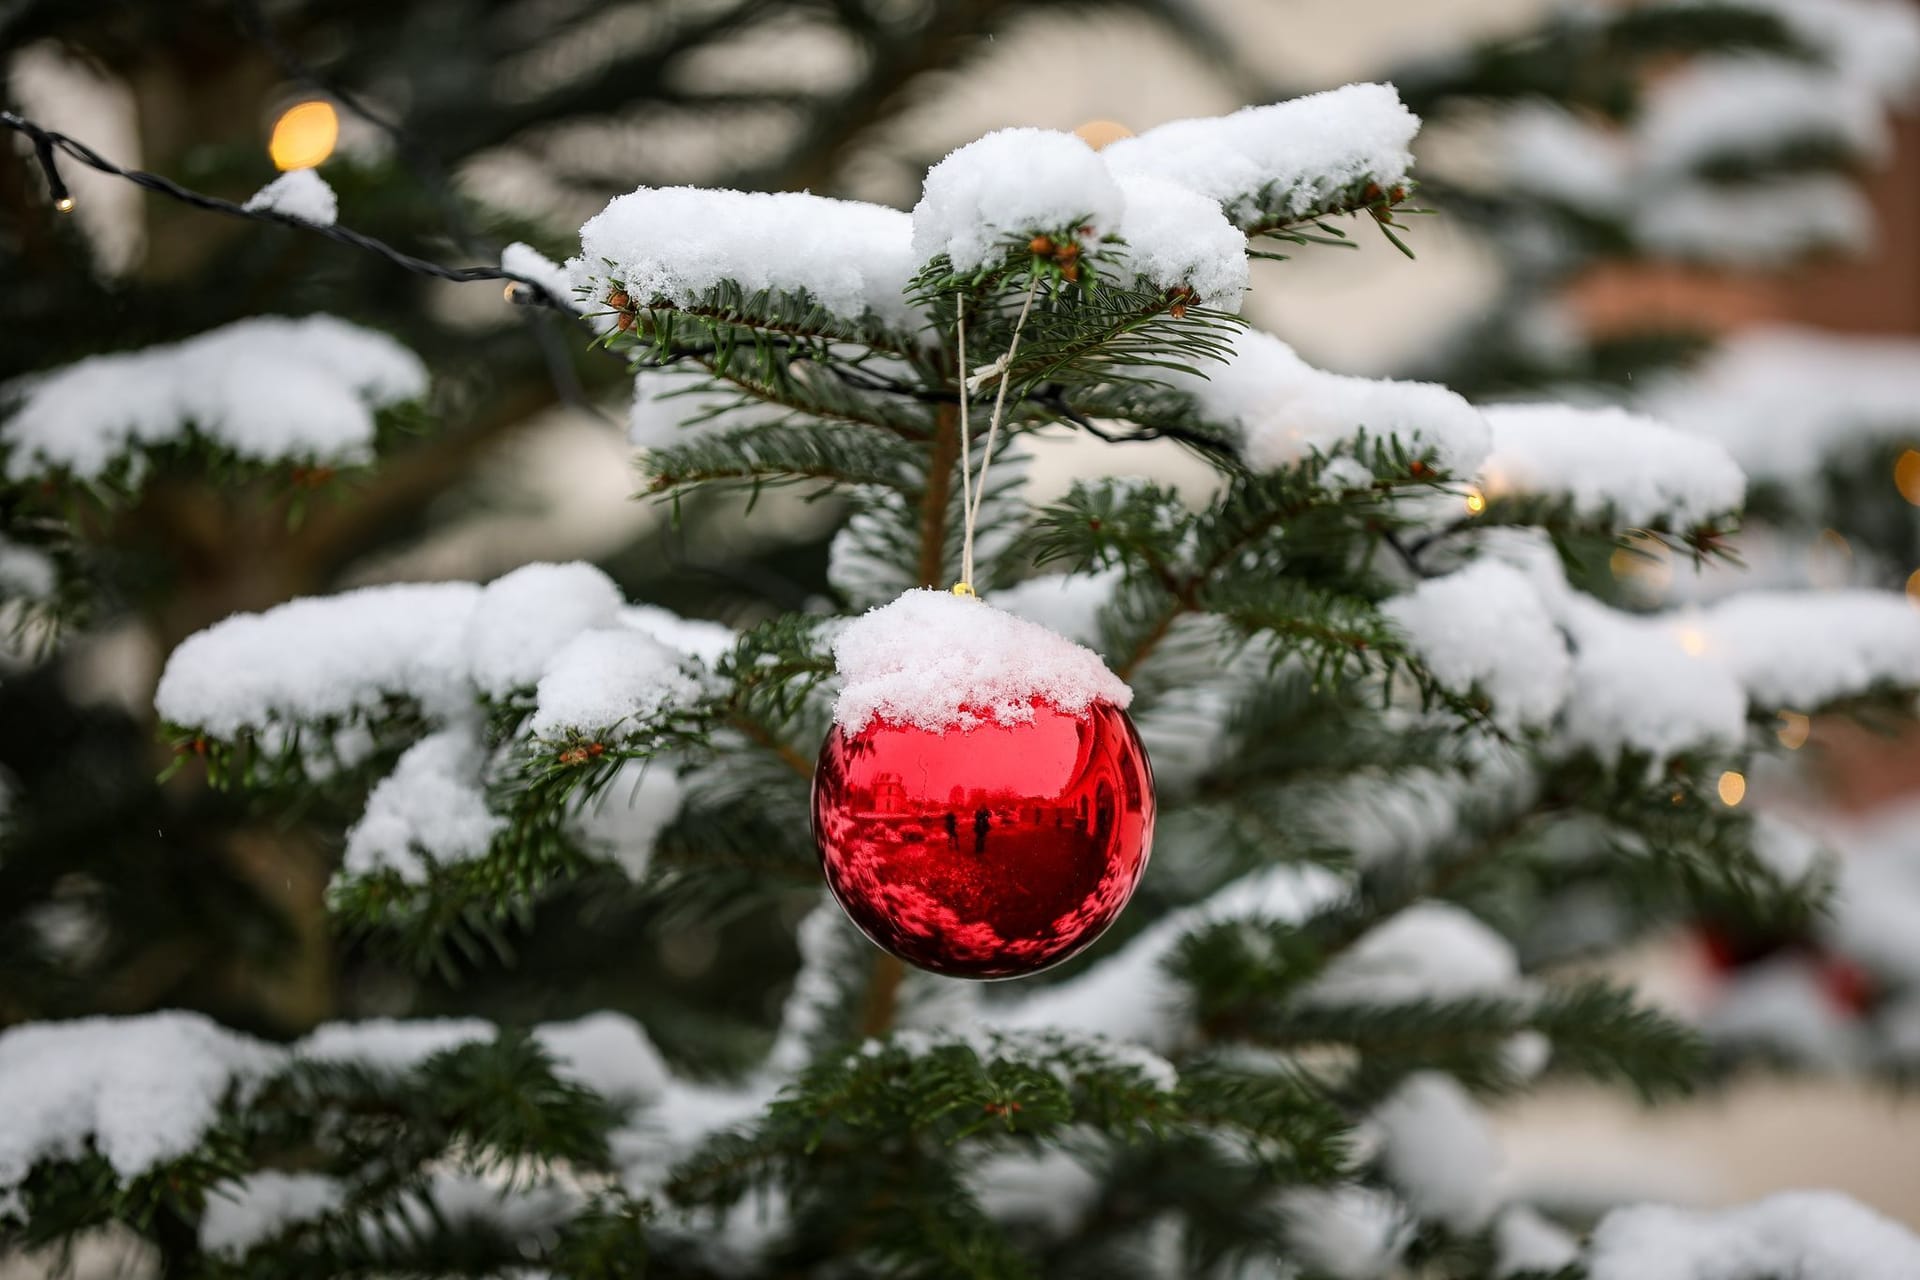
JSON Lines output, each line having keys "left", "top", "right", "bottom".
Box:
{"left": 1717, "top": 771, "right": 1747, "bottom": 807}
{"left": 1776, "top": 710, "right": 1811, "bottom": 750}
{"left": 1073, "top": 120, "right": 1134, "bottom": 151}
{"left": 1897, "top": 449, "right": 1920, "bottom": 506}
{"left": 269, "top": 101, "right": 339, "bottom": 172}
{"left": 1678, "top": 625, "right": 1709, "bottom": 657}
{"left": 1463, "top": 486, "right": 1487, "bottom": 516}
{"left": 1909, "top": 567, "right": 1920, "bottom": 604}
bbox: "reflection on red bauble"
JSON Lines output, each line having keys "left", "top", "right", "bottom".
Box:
{"left": 812, "top": 699, "right": 1154, "bottom": 979}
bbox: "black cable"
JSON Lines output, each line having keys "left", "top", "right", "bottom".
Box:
{"left": 2, "top": 109, "right": 569, "bottom": 312}
{"left": 224, "top": 0, "right": 608, "bottom": 419}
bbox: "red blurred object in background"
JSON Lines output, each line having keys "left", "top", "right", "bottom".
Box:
{"left": 812, "top": 699, "right": 1154, "bottom": 979}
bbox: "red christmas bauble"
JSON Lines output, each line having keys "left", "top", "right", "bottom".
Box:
{"left": 812, "top": 699, "right": 1154, "bottom": 979}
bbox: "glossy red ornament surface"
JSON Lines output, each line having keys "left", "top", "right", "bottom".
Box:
{"left": 812, "top": 699, "right": 1154, "bottom": 979}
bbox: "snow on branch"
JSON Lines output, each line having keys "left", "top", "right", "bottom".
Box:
{"left": 1586, "top": 1190, "right": 1920, "bottom": 1280}
{"left": 991, "top": 865, "right": 1345, "bottom": 1047}
{"left": 1275, "top": 1185, "right": 1414, "bottom": 1280}
{"left": 157, "top": 562, "right": 725, "bottom": 746}
{"left": 158, "top": 564, "right": 729, "bottom": 902}
{"left": 1495, "top": 1205, "right": 1580, "bottom": 1276}
{"left": 1548, "top": 584, "right": 1920, "bottom": 757}
{"left": 534, "top": 1012, "right": 674, "bottom": 1104}
{"left": 1644, "top": 326, "right": 1920, "bottom": 486}
{"left": 1103, "top": 82, "right": 1419, "bottom": 231}
{"left": 569, "top": 187, "right": 920, "bottom": 329}
{"left": 342, "top": 726, "right": 501, "bottom": 883}
{"left": 1663, "top": 0, "right": 1920, "bottom": 98}
{"left": 0, "top": 538, "right": 55, "bottom": 602}
{"left": 770, "top": 902, "right": 978, "bottom": 1076}
{"left": 908, "top": 135, "right": 1256, "bottom": 309}
{"left": 0, "top": 1007, "right": 686, "bottom": 1202}
{"left": 1487, "top": 121, "right": 1878, "bottom": 267}
{"left": 293, "top": 1017, "right": 495, "bottom": 1072}
{"left": 1483, "top": 15, "right": 1909, "bottom": 270}
{"left": 1160, "top": 329, "right": 1491, "bottom": 475}
{"left": 0, "top": 1012, "right": 283, "bottom": 1187}
{"left": 361, "top": 1169, "right": 583, "bottom": 1248}
{"left": 1370, "top": 1072, "right": 1501, "bottom": 1232}
{"left": 1479, "top": 403, "right": 1745, "bottom": 529}
{"left": 1701, "top": 590, "right": 1920, "bottom": 708}
{"left": 1560, "top": 601, "right": 1750, "bottom": 761}
{"left": 529, "top": 629, "right": 703, "bottom": 741}
{"left": 1638, "top": 57, "right": 1890, "bottom": 178}
{"left": 1382, "top": 560, "right": 1572, "bottom": 732}
{"left": 571, "top": 82, "right": 1414, "bottom": 363}
{"left": 1111, "top": 175, "right": 1251, "bottom": 311}
{"left": 200, "top": 1168, "right": 585, "bottom": 1262}
{"left": 1487, "top": 533, "right": 1753, "bottom": 760}
{"left": 1490, "top": 141, "right": 1875, "bottom": 267}
{"left": 1301, "top": 902, "right": 1524, "bottom": 1007}
{"left": 1633, "top": 173, "right": 1872, "bottom": 265}
{"left": 155, "top": 580, "right": 481, "bottom": 737}
{"left": 199, "top": 1172, "right": 345, "bottom": 1258}
{"left": 620, "top": 603, "right": 737, "bottom": 667}
{"left": 1485, "top": 531, "right": 1920, "bottom": 761}
{"left": 465, "top": 562, "right": 626, "bottom": 698}
{"left": 911, "top": 128, "right": 1125, "bottom": 273}
{"left": 570, "top": 761, "right": 686, "bottom": 882}
{"left": 2, "top": 315, "right": 426, "bottom": 483}
{"left": 1492, "top": 104, "right": 1631, "bottom": 217}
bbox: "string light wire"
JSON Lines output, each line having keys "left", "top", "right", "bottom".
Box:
{"left": 1, "top": 110, "right": 567, "bottom": 310}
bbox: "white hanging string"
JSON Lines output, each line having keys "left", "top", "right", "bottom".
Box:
{"left": 955, "top": 296, "right": 977, "bottom": 592}
{"left": 953, "top": 276, "right": 1041, "bottom": 595}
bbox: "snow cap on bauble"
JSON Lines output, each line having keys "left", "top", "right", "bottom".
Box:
{"left": 832, "top": 589, "right": 1132, "bottom": 736}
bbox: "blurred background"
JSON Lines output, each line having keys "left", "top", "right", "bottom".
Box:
{"left": 4, "top": 0, "right": 1919, "bottom": 1267}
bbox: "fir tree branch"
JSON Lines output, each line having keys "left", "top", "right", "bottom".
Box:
{"left": 666, "top": 300, "right": 923, "bottom": 364}
{"left": 643, "top": 420, "right": 924, "bottom": 497}
{"left": 674, "top": 351, "right": 929, "bottom": 441}
{"left": 726, "top": 712, "right": 815, "bottom": 781}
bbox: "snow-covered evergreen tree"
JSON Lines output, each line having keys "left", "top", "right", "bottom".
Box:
{"left": 1387, "top": 0, "right": 1920, "bottom": 1077}
{"left": 7, "top": 6, "right": 1920, "bottom": 1279}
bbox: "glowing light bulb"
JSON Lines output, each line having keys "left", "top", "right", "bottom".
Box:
{"left": 54, "top": 195, "right": 75, "bottom": 213}
{"left": 1463, "top": 486, "right": 1487, "bottom": 516}
{"left": 1072, "top": 120, "right": 1134, "bottom": 151}
{"left": 1776, "top": 711, "right": 1811, "bottom": 750}
{"left": 1897, "top": 449, "right": 1920, "bottom": 507}
{"left": 269, "top": 101, "right": 339, "bottom": 172}
{"left": 1717, "top": 771, "right": 1747, "bottom": 807}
